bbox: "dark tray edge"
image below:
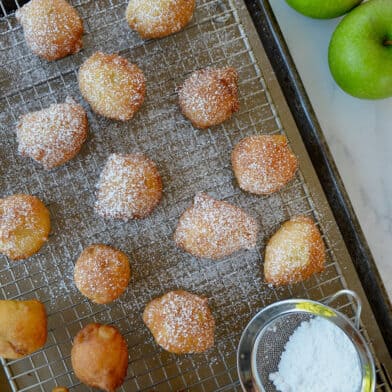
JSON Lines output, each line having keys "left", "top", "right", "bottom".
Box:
{"left": 244, "top": 0, "right": 392, "bottom": 357}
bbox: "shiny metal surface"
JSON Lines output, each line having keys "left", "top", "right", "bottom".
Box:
{"left": 237, "top": 291, "right": 376, "bottom": 392}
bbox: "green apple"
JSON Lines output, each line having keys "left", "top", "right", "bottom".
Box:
{"left": 285, "top": 0, "right": 362, "bottom": 19}
{"left": 328, "top": 0, "right": 392, "bottom": 99}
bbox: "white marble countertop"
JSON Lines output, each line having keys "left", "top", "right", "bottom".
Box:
{"left": 270, "top": 0, "right": 392, "bottom": 299}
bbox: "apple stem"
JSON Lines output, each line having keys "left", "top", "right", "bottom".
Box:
{"left": 384, "top": 39, "right": 392, "bottom": 46}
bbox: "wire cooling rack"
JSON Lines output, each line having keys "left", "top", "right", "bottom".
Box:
{"left": 0, "top": 0, "right": 391, "bottom": 391}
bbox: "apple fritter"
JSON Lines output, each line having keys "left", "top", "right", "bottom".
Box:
{"left": 126, "top": 0, "right": 195, "bottom": 39}
{"left": 79, "top": 52, "right": 146, "bottom": 121}
{"left": 232, "top": 134, "right": 298, "bottom": 195}
{"left": 179, "top": 67, "right": 239, "bottom": 129}
{"left": 174, "top": 193, "right": 258, "bottom": 259}
{"left": 264, "top": 216, "right": 326, "bottom": 285}
{"left": 143, "top": 290, "right": 215, "bottom": 354}
{"left": 16, "top": 0, "right": 83, "bottom": 61}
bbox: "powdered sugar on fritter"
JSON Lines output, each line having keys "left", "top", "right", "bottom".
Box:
{"left": 16, "top": 97, "right": 88, "bottom": 169}
{"left": 95, "top": 153, "right": 162, "bottom": 220}
{"left": 174, "top": 192, "right": 259, "bottom": 259}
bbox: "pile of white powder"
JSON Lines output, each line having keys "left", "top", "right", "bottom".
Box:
{"left": 269, "top": 317, "right": 362, "bottom": 392}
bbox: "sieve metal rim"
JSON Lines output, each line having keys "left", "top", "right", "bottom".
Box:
{"left": 237, "top": 290, "right": 376, "bottom": 392}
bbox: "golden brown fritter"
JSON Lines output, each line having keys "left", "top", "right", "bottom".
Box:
{"left": 0, "top": 299, "right": 47, "bottom": 359}
{"left": 95, "top": 153, "right": 163, "bottom": 220}
{"left": 232, "top": 134, "right": 298, "bottom": 195}
{"left": 174, "top": 193, "right": 259, "bottom": 259}
{"left": 16, "top": 98, "right": 88, "bottom": 170}
{"left": 126, "top": 0, "right": 195, "bottom": 39}
{"left": 143, "top": 290, "right": 215, "bottom": 354}
{"left": 71, "top": 323, "right": 128, "bottom": 392}
{"left": 16, "top": 0, "right": 83, "bottom": 61}
{"left": 179, "top": 67, "right": 239, "bottom": 129}
{"left": 78, "top": 52, "right": 146, "bottom": 121}
{"left": 74, "top": 244, "right": 131, "bottom": 304}
{"left": 0, "top": 194, "right": 51, "bottom": 260}
{"left": 264, "top": 216, "right": 326, "bottom": 285}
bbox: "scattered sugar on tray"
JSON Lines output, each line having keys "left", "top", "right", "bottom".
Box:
{"left": 269, "top": 316, "right": 362, "bottom": 392}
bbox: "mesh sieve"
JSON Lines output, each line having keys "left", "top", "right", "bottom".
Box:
{"left": 237, "top": 291, "right": 376, "bottom": 392}
{"left": 252, "top": 312, "right": 313, "bottom": 392}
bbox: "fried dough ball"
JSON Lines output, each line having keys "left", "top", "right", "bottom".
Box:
{"left": 52, "top": 388, "right": 68, "bottom": 392}
{"left": 125, "top": 0, "right": 196, "bottom": 39}
{"left": 232, "top": 134, "right": 299, "bottom": 195}
{"left": 16, "top": 98, "right": 88, "bottom": 170}
{"left": 0, "top": 299, "right": 47, "bottom": 359}
{"left": 264, "top": 216, "right": 326, "bottom": 286}
{"left": 16, "top": 0, "right": 83, "bottom": 61}
{"left": 78, "top": 52, "right": 146, "bottom": 121}
{"left": 174, "top": 193, "right": 259, "bottom": 260}
{"left": 0, "top": 194, "right": 51, "bottom": 260}
{"left": 143, "top": 290, "right": 215, "bottom": 354}
{"left": 74, "top": 244, "right": 131, "bottom": 304}
{"left": 179, "top": 67, "right": 239, "bottom": 129}
{"left": 71, "top": 323, "right": 128, "bottom": 392}
{"left": 95, "top": 153, "right": 162, "bottom": 220}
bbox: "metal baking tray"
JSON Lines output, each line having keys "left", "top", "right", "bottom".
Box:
{"left": 0, "top": 0, "right": 391, "bottom": 391}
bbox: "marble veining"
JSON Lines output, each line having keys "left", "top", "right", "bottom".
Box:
{"left": 270, "top": 0, "right": 392, "bottom": 298}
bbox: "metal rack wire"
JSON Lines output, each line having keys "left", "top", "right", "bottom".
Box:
{"left": 0, "top": 0, "right": 390, "bottom": 391}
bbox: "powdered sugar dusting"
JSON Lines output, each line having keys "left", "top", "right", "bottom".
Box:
{"left": 126, "top": 0, "right": 196, "bottom": 39}
{"left": 179, "top": 67, "right": 239, "bottom": 128}
{"left": 74, "top": 244, "right": 130, "bottom": 304}
{"left": 95, "top": 153, "right": 162, "bottom": 220}
{"left": 78, "top": 52, "right": 146, "bottom": 121}
{"left": 0, "top": 194, "right": 50, "bottom": 259}
{"left": 174, "top": 193, "right": 259, "bottom": 259}
{"left": 264, "top": 216, "right": 326, "bottom": 285}
{"left": 0, "top": 0, "right": 365, "bottom": 389}
{"left": 16, "top": 0, "right": 83, "bottom": 61}
{"left": 143, "top": 290, "right": 215, "bottom": 354}
{"left": 16, "top": 97, "right": 88, "bottom": 170}
{"left": 232, "top": 135, "right": 299, "bottom": 195}
{"left": 269, "top": 317, "right": 362, "bottom": 392}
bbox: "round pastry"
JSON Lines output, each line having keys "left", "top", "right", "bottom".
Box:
{"left": 125, "top": 0, "right": 196, "bottom": 39}
{"left": 95, "top": 153, "right": 162, "bottom": 220}
{"left": 178, "top": 67, "right": 239, "bottom": 129}
{"left": 52, "top": 388, "right": 68, "bottom": 392}
{"left": 16, "top": 98, "right": 88, "bottom": 170}
{"left": 174, "top": 193, "right": 259, "bottom": 260}
{"left": 232, "top": 135, "right": 298, "bottom": 195}
{"left": 0, "top": 299, "right": 47, "bottom": 359}
{"left": 16, "top": 0, "right": 83, "bottom": 61}
{"left": 264, "top": 216, "right": 326, "bottom": 286}
{"left": 71, "top": 323, "right": 128, "bottom": 392}
{"left": 74, "top": 244, "right": 131, "bottom": 304}
{"left": 0, "top": 194, "right": 51, "bottom": 260}
{"left": 78, "top": 52, "right": 146, "bottom": 121}
{"left": 143, "top": 290, "right": 215, "bottom": 354}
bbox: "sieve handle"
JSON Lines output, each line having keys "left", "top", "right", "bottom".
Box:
{"left": 322, "top": 289, "right": 362, "bottom": 329}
